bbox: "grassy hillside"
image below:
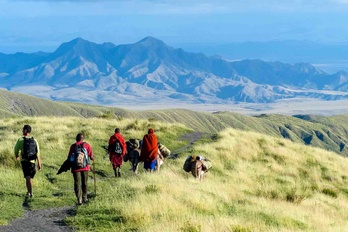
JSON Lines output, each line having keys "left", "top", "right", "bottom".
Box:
{"left": 0, "top": 89, "right": 83, "bottom": 117}
{"left": 2, "top": 89, "right": 348, "bottom": 157}
{"left": 0, "top": 116, "right": 190, "bottom": 225}
{"left": 1, "top": 117, "right": 348, "bottom": 231}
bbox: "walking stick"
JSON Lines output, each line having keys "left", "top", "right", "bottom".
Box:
{"left": 93, "top": 160, "right": 97, "bottom": 196}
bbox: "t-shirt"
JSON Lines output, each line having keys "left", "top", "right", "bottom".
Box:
{"left": 14, "top": 136, "right": 41, "bottom": 163}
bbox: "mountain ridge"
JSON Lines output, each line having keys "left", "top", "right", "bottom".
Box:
{"left": 1, "top": 37, "right": 348, "bottom": 104}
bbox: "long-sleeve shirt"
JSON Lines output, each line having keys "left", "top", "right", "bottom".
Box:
{"left": 67, "top": 141, "right": 93, "bottom": 172}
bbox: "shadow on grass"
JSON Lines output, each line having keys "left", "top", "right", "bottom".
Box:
{"left": 22, "top": 196, "right": 32, "bottom": 210}
{"left": 45, "top": 173, "right": 57, "bottom": 184}
{"left": 95, "top": 170, "right": 109, "bottom": 178}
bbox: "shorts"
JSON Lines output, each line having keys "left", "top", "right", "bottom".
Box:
{"left": 144, "top": 159, "right": 157, "bottom": 171}
{"left": 21, "top": 161, "right": 36, "bottom": 178}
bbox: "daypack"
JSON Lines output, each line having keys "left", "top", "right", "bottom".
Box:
{"left": 108, "top": 138, "right": 123, "bottom": 156}
{"left": 114, "top": 139, "right": 123, "bottom": 156}
{"left": 70, "top": 143, "right": 89, "bottom": 169}
{"left": 22, "top": 137, "right": 38, "bottom": 161}
{"left": 183, "top": 156, "right": 195, "bottom": 172}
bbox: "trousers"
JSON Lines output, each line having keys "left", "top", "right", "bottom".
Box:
{"left": 73, "top": 171, "right": 88, "bottom": 203}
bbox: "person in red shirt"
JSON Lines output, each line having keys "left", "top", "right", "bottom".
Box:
{"left": 140, "top": 128, "right": 158, "bottom": 172}
{"left": 108, "top": 128, "right": 127, "bottom": 177}
{"left": 67, "top": 133, "right": 94, "bottom": 205}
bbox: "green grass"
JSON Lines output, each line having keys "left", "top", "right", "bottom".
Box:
{"left": 0, "top": 116, "right": 191, "bottom": 227}
{"left": 2, "top": 116, "right": 348, "bottom": 231}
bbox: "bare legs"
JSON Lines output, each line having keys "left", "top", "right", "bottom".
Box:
{"left": 25, "top": 176, "right": 33, "bottom": 196}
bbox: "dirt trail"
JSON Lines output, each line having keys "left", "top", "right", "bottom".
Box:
{"left": 170, "top": 131, "right": 206, "bottom": 158}
{"left": 0, "top": 206, "right": 75, "bottom": 232}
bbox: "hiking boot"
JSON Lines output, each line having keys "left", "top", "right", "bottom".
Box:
{"left": 26, "top": 192, "right": 33, "bottom": 198}
{"left": 83, "top": 199, "right": 88, "bottom": 204}
{"left": 77, "top": 198, "right": 83, "bottom": 205}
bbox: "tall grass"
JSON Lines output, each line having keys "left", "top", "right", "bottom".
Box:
{"left": 1, "top": 117, "right": 348, "bottom": 231}
{"left": 0, "top": 116, "right": 190, "bottom": 227}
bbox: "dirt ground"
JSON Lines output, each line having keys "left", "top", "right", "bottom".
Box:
{"left": 0, "top": 206, "right": 75, "bottom": 232}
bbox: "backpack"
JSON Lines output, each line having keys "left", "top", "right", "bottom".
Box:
{"left": 113, "top": 139, "right": 123, "bottom": 156}
{"left": 70, "top": 143, "right": 89, "bottom": 169}
{"left": 183, "top": 156, "right": 195, "bottom": 172}
{"left": 22, "top": 137, "right": 38, "bottom": 161}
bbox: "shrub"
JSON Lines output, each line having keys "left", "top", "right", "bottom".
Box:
{"left": 145, "top": 185, "right": 159, "bottom": 194}
{"left": 285, "top": 187, "right": 311, "bottom": 204}
{"left": 0, "top": 149, "right": 20, "bottom": 168}
{"left": 97, "top": 111, "right": 115, "bottom": 119}
{"left": 277, "top": 141, "right": 285, "bottom": 147}
{"left": 148, "top": 117, "right": 157, "bottom": 122}
{"left": 321, "top": 188, "right": 338, "bottom": 198}
{"left": 125, "top": 120, "right": 142, "bottom": 130}
{"left": 181, "top": 221, "right": 202, "bottom": 232}
{"left": 231, "top": 225, "right": 252, "bottom": 232}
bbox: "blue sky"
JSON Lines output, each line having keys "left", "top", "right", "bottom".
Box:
{"left": 1, "top": 0, "right": 348, "bottom": 53}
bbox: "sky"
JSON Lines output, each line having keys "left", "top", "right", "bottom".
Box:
{"left": 1, "top": 0, "right": 348, "bottom": 53}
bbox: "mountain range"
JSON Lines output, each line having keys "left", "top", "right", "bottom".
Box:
{"left": 1, "top": 36, "right": 348, "bottom": 105}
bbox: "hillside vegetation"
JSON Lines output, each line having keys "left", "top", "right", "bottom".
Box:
{"left": 0, "top": 116, "right": 190, "bottom": 226}
{"left": 2, "top": 89, "right": 348, "bottom": 157}
{"left": 1, "top": 117, "right": 348, "bottom": 231}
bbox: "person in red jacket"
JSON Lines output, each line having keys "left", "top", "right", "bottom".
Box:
{"left": 140, "top": 128, "right": 158, "bottom": 172}
{"left": 67, "top": 133, "right": 94, "bottom": 205}
{"left": 108, "top": 128, "right": 127, "bottom": 177}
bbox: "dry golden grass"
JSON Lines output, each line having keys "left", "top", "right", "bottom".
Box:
{"left": 68, "top": 127, "right": 348, "bottom": 231}
{"left": 2, "top": 117, "right": 348, "bottom": 231}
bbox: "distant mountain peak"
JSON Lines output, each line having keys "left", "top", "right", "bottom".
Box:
{"left": 136, "top": 36, "right": 167, "bottom": 47}
{"left": 51, "top": 37, "right": 100, "bottom": 58}
{"left": 64, "top": 37, "right": 93, "bottom": 47}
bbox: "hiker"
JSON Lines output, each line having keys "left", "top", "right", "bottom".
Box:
{"left": 68, "top": 133, "right": 94, "bottom": 205}
{"left": 183, "top": 155, "right": 212, "bottom": 180}
{"left": 108, "top": 128, "right": 127, "bottom": 177}
{"left": 14, "top": 125, "right": 42, "bottom": 197}
{"left": 126, "top": 139, "right": 141, "bottom": 174}
{"left": 140, "top": 128, "right": 158, "bottom": 172}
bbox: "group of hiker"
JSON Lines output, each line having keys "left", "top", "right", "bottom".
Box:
{"left": 14, "top": 124, "right": 211, "bottom": 205}
{"left": 108, "top": 128, "right": 168, "bottom": 177}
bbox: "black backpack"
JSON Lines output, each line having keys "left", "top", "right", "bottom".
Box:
{"left": 22, "top": 137, "right": 37, "bottom": 161}
{"left": 70, "top": 143, "right": 89, "bottom": 168}
{"left": 114, "top": 139, "right": 123, "bottom": 156}
{"left": 108, "top": 138, "right": 123, "bottom": 156}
